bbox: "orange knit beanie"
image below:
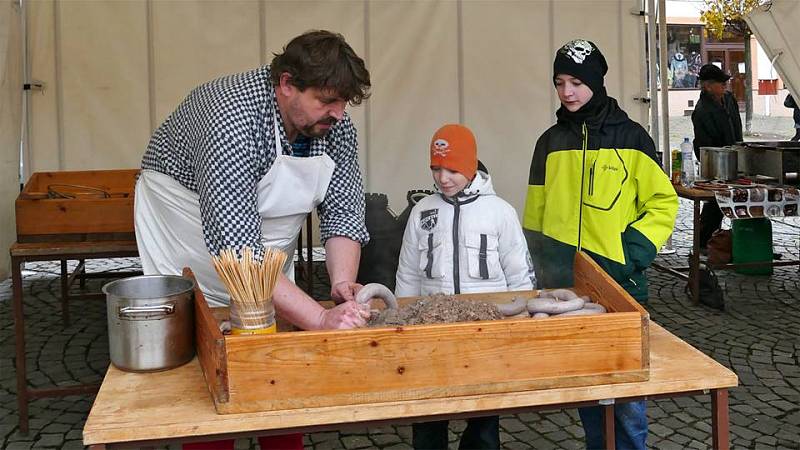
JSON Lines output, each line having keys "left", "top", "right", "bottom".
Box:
{"left": 429, "top": 124, "right": 478, "bottom": 180}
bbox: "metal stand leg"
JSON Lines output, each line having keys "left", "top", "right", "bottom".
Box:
{"left": 60, "top": 259, "right": 71, "bottom": 327}
{"left": 79, "top": 258, "right": 87, "bottom": 289}
{"left": 603, "top": 404, "right": 616, "bottom": 450}
{"left": 12, "top": 255, "right": 29, "bottom": 433}
{"left": 712, "top": 389, "right": 730, "bottom": 450}
{"left": 690, "top": 199, "right": 701, "bottom": 304}
{"left": 306, "top": 214, "right": 313, "bottom": 295}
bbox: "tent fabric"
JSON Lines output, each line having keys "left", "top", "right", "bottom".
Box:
{"left": 23, "top": 0, "right": 646, "bottom": 218}
{"left": 1, "top": 0, "right": 23, "bottom": 279}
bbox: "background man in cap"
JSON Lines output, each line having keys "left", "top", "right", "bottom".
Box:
{"left": 691, "top": 63, "right": 743, "bottom": 250}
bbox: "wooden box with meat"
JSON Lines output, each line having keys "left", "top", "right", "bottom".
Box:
{"left": 191, "top": 251, "right": 649, "bottom": 415}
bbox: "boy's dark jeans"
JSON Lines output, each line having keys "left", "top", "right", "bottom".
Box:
{"left": 579, "top": 401, "right": 648, "bottom": 450}
{"left": 412, "top": 416, "right": 499, "bottom": 450}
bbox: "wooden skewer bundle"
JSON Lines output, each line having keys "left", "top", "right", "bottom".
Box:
{"left": 211, "top": 246, "right": 287, "bottom": 329}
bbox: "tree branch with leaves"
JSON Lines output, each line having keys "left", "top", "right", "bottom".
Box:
{"left": 700, "top": 0, "right": 769, "bottom": 135}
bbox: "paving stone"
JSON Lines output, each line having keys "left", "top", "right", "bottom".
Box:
{"left": 687, "top": 439, "right": 708, "bottom": 449}
{"left": 649, "top": 423, "right": 672, "bottom": 438}
{"left": 5, "top": 443, "right": 33, "bottom": 450}
{"left": 33, "top": 433, "right": 65, "bottom": 447}
{"left": 654, "top": 440, "right": 685, "bottom": 450}
{"left": 756, "top": 435, "right": 778, "bottom": 445}
{"left": 513, "top": 429, "right": 541, "bottom": 442}
{"left": 542, "top": 430, "right": 570, "bottom": 442}
{"left": 41, "top": 423, "right": 71, "bottom": 433}
{"left": 340, "top": 435, "right": 372, "bottom": 449}
{"left": 731, "top": 424, "right": 761, "bottom": 441}
{"left": 395, "top": 425, "right": 412, "bottom": 440}
{"left": 310, "top": 432, "right": 339, "bottom": 443}
{"left": 60, "top": 440, "right": 85, "bottom": 450}
{"left": 381, "top": 444, "right": 411, "bottom": 450}
{"left": 63, "top": 429, "right": 82, "bottom": 441}
{"left": 543, "top": 412, "right": 573, "bottom": 427}
{"left": 313, "top": 439, "right": 345, "bottom": 450}
{"left": 370, "top": 433, "right": 401, "bottom": 446}
{"left": 678, "top": 425, "right": 710, "bottom": 442}
{"left": 669, "top": 432, "right": 691, "bottom": 445}
{"left": 770, "top": 400, "right": 797, "bottom": 411}
{"left": 499, "top": 417, "right": 528, "bottom": 433}
{"left": 504, "top": 442, "right": 533, "bottom": 450}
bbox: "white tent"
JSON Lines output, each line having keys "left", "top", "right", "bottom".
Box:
{"left": 1, "top": 0, "right": 652, "bottom": 278}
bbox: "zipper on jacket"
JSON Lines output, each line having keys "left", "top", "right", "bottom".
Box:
{"left": 577, "top": 122, "right": 588, "bottom": 252}
{"left": 588, "top": 161, "right": 596, "bottom": 196}
{"left": 452, "top": 197, "right": 461, "bottom": 294}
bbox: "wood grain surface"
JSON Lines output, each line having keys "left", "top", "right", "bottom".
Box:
{"left": 83, "top": 323, "right": 737, "bottom": 446}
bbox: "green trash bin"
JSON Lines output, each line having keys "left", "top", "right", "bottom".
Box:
{"left": 731, "top": 218, "right": 773, "bottom": 275}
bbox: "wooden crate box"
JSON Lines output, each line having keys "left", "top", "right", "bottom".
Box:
{"left": 16, "top": 169, "right": 139, "bottom": 242}
{"left": 189, "top": 251, "right": 649, "bottom": 415}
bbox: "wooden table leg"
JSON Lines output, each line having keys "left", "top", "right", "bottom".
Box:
{"left": 60, "top": 259, "right": 71, "bottom": 327}
{"left": 12, "top": 255, "right": 30, "bottom": 434}
{"left": 690, "top": 199, "right": 701, "bottom": 304}
{"left": 712, "top": 389, "right": 729, "bottom": 450}
{"left": 603, "top": 404, "right": 616, "bottom": 450}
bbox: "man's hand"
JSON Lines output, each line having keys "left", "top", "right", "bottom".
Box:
{"left": 318, "top": 300, "right": 370, "bottom": 329}
{"left": 331, "top": 280, "right": 362, "bottom": 304}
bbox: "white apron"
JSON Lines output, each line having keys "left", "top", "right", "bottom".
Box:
{"left": 135, "top": 119, "right": 335, "bottom": 306}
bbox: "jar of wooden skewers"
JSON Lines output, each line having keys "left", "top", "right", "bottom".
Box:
{"left": 212, "top": 247, "right": 287, "bottom": 335}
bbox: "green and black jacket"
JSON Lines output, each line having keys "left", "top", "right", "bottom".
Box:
{"left": 523, "top": 97, "right": 678, "bottom": 301}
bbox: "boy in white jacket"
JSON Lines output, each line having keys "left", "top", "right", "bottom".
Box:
{"left": 395, "top": 124, "right": 535, "bottom": 450}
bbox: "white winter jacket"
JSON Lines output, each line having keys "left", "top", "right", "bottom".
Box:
{"left": 395, "top": 171, "right": 536, "bottom": 297}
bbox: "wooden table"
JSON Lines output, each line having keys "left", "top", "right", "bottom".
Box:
{"left": 653, "top": 184, "right": 800, "bottom": 304}
{"left": 83, "top": 323, "right": 738, "bottom": 450}
{"left": 10, "top": 240, "right": 140, "bottom": 433}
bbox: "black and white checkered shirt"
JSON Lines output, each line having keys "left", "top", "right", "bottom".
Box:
{"left": 141, "top": 66, "right": 368, "bottom": 256}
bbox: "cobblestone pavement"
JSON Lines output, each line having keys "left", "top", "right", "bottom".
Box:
{"left": 1, "top": 202, "right": 799, "bottom": 449}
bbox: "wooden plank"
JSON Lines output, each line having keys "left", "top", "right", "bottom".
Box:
{"left": 219, "top": 312, "right": 645, "bottom": 413}
{"left": 185, "top": 269, "right": 230, "bottom": 405}
{"left": 21, "top": 169, "right": 139, "bottom": 193}
{"left": 10, "top": 240, "right": 138, "bottom": 257}
{"left": 573, "top": 251, "right": 651, "bottom": 372}
{"left": 16, "top": 198, "right": 135, "bottom": 235}
{"left": 81, "top": 323, "right": 737, "bottom": 446}
{"left": 573, "top": 251, "right": 647, "bottom": 315}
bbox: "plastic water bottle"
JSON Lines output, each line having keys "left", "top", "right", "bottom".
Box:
{"left": 680, "top": 138, "right": 695, "bottom": 186}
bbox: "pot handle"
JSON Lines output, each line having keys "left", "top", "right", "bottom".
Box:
{"left": 119, "top": 303, "right": 175, "bottom": 320}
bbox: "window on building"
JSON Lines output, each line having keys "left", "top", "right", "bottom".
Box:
{"left": 666, "top": 25, "right": 703, "bottom": 89}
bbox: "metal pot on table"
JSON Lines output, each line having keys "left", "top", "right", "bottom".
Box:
{"left": 700, "top": 146, "right": 739, "bottom": 181}
{"left": 103, "top": 275, "right": 195, "bottom": 372}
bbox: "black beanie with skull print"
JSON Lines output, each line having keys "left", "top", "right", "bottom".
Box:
{"left": 553, "top": 39, "right": 608, "bottom": 96}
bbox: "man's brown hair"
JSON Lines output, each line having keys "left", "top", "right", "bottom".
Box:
{"left": 271, "top": 30, "right": 371, "bottom": 105}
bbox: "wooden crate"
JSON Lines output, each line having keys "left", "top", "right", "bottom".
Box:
{"left": 190, "top": 251, "right": 649, "bottom": 415}
{"left": 15, "top": 169, "right": 139, "bottom": 242}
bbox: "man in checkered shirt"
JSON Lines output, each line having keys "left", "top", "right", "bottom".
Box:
{"left": 135, "top": 31, "right": 371, "bottom": 333}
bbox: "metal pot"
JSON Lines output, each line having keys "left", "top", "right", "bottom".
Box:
{"left": 700, "top": 147, "right": 739, "bottom": 181}
{"left": 103, "top": 275, "right": 195, "bottom": 372}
